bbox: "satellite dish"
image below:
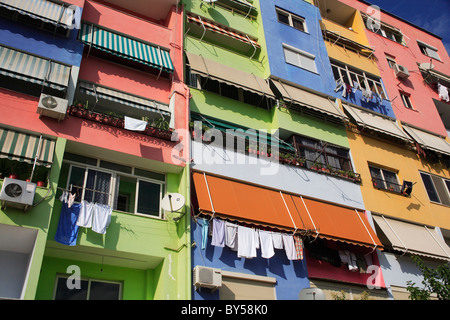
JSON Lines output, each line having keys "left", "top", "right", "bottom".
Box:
{"left": 299, "top": 288, "right": 326, "bottom": 300}
{"left": 161, "top": 193, "right": 185, "bottom": 212}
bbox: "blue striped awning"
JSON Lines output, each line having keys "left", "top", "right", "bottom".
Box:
{"left": 79, "top": 23, "right": 174, "bottom": 73}
{"left": 0, "top": 45, "right": 71, "bottom": 90}
{"left": 0, "top": 127, "right": 55, "bottom": 167}
{"left": 0, "top": 0, "right": 76, "bottom": 28}
{"left": 78, "top": 81, "right": 171, "bottom": 116}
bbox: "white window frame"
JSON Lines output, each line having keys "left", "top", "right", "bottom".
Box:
{"left": 53, "top": 275, "right": 122, "bottom": 300}
{"left": 400, "top": 92, "right": 414, "bottom": 110}
{"left": 369, "top": 165, "right": 401, "bottom": 193}
{"left": 331, "top": 61, "right": 387, "bottom": 100}
{"left": 283, "top": 44, "right": 317, "bottom": 73}
{"left": 64, "top": 159, "right": 165, "bottom": 219}
{"left": 276, "top": 7, "right": 308, "bottom": 33}
{"left": 417, "top": 41, "right": 441, "bottom": 61}
{"left": 420, "top": 172, "right": 450, "bottom": 206}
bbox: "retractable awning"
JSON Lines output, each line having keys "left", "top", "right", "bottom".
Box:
{"left": 0, "top": 127, "right": 55, "bottom": 168}
{"left": 79, "top": 23, "right": 174, "bottom": 73}
{"left": 0, "top": 0, "right": 76, "bottom": 28}
{"left": 192, "top": 171, "right": 382, "bottom": 249}
{"left": 186, "top": 13, "right": 260, "bottom": 48}
{"left": 0, "top": 45, "right": 71, "bottom": 90}
{"left": 186, "top": 51, "right": 274, "bottom": 98}
{"left": 269, "top": 78, "right": 348, "bottom": 121}
{"left": 78, "top": 81, "right": 171, "bottom": 116}
{"left": 402, "top": 124, "right": 450, "bottom": 156}
{"left": 372, "top": 215, "right": 450, "bottom": 261}
{"left": 342, "top": 103, "right": 412, "bottom": 142}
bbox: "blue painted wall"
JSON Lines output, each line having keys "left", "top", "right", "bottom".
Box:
{"left": 191, "top": 218, "right": 310, "bottom": 300}
{"left": 260, "top": 0, "right": 336, "bottom": 97}
{"left": 336, "top": 80, "right": 396, "bottom": 117}
{"left": 0, "top": 12, "right": 83, "bottom": 67}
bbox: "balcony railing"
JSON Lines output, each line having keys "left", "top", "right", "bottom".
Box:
{"left": 371, "top": 177, "right": 405, "bottom": 195}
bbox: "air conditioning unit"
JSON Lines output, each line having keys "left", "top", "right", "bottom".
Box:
{"left": 193, "top": 266, "right": 222, "bottom": 291}
{"left": 0, "top": 178, "right": 36, "bottom": 212}
{"left": 394, "top": 64, "right": 410, "bottom": 79}
{"left": 37, "top": 94, "right": 68, "bottom": 121}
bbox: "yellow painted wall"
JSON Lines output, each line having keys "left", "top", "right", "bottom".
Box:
{"left": 346, "top": 124, "right": 450, "bottom": 230}
{"left": 322, "top": 11, "right": 380, "bottom": 76}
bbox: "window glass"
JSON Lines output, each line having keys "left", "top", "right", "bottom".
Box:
{"left": 292, "top": 17, "right": 305, "bottom": 32}
{"left": 84, "top": 169, "right": 112, "bottom": 205}
{"left": 54, "top": 278, "right": 89, "bottom": 300}
{"left": 420, "top": 173, "right": 440, "bottom": 203}
{"left": 137, "top": 180, "right": 161, "bottom": 216}
{"left": 89, "top": 281, "right": 121, "bottom": 300}
{"left": 277, "top": 11, "right": 289, "bottom": 25}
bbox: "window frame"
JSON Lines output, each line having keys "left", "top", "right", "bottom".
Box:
{"left": 283, "top": 44, "right": 317, "bottom": 73}
{"left": 369, "top": 165, "right": 402, "bottom": 193}
{"left": 417, "top": 41, "right": 441, "bottom": 61}
{"left": 276, "top": 7, "right": 307, "bottom": 33}
{"left": 292, "top": 135, "right": 353, "bottom": 172}
{"left": 330, "top": 61, "right": 387, "bottom": 100}
{"left": 53, "top": 275, "right": 122, "bottom": 300}
{"left": 64, "top": 158, "right": 166, "bottom": 219}
{"left": 400, "top": 92, "right": 414, "bottom": 110}
{"left": 419, "top": 172, "right": 450, "bottom": 206}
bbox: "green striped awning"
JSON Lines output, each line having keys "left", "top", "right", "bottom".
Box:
{"left": 0, "top": 45, "right": 71, "bottom": 90}
{"left": 0, "top": 0, "right": 76, "bottom": 28}
{"left": 0, "top": 128, "right": 55, "bottom": 167}
{"left": 79, "top": 23, "right": 174, "bottom": 73}
{"left": 78, "top": 81, "right": 171, "bottom": 116}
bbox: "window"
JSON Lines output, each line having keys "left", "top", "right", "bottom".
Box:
{"left": 187, "top": 72, "right": 274, "bottom": 110}
{"left": 417, "top": 41, "right": 441, "bottom": 61}
{"left": 283, "top": 45, "right": 317, "bottom": 73}
{"left": 386, "top": 55, "right": 397, "bottom": 69}
{"left": 369, "top": 166, "right": 401, "bottom": 193}
{"left": 331, "top": 61, "right": 387, "bottom": 100}
{"left": 276, "top": 8, "right": 307, "bottom": 33}
{"left": 363, "top": 15, "right": 405, "bottom": 45}
{"left": 292, "top": 135, "right": 353, "bottom": 171}
{"left": 54, "top": 276, "right": 122, "bottom": 300}
{"left": 400, "top": 92, "right": 414, "bottom": 110}
{"left": 64, "top": 154, "right": 165, "bottom": 218}
{"left": 420, "top": 172, "right": 450, "bottom": 206}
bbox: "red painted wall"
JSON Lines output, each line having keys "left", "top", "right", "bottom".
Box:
{"left": 341, "top": 0, "right": 450, "bottom": 137}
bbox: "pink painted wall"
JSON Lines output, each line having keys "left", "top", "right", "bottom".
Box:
{"left": 340, "top": 0, "right": 450, "bottom": 137}
{"left": 0, "top": 89, "right": 180, "bottom": 165}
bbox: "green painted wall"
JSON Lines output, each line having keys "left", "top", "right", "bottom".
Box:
{"left": 0, "top": 137, "right": 66, "bottom": 299}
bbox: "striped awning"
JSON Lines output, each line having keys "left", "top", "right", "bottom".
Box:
{"left": 0, "top": 45, "right": 71, "bottom": 90}
{"left": 79, "top": 23, "right": 174, "bottom": 73}
{"left": 0, "top": 0, "right": 76, "bottom": 28}
{"left": 78, "top": 81, "right": 171, "bottom": 116}
{"left": 0, "top": 127, "right": 55, "bottom": 168}
{"left": 186, "top": 13, "right": 260, "bottom": 48}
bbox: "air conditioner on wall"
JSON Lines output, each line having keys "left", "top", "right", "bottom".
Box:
{"left": 0, "top": 178, "right": 36, "bottom": 212}
{"left": 37, "top": 94, "right": 68, "bottom": 121}
{"left": 193, "top": 266, "right": 222, "bottom": 291}
{"left": 394, "top": 64, "right": 410, "bottom": 79}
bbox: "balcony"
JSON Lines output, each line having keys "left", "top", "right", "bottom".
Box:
{"left": 189, "top": 122, "right": 362, "bottom": 184}
{"left": 101, "top": 0, "right": 178, "bottom": 21}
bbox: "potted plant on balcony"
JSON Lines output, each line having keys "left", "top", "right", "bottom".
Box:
{"left": 34, "top": 166, "right": 48, "bottom": 187}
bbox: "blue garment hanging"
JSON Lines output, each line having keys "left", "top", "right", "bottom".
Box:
{"left": 197, "top": 218, "right": 209, "bottom": 250}
{"left": 55, "top": 202, "right": 82, "bottom": 246}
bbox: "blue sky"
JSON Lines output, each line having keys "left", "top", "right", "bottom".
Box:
{"left": 363, "top": 0, "right": 450, "bottom": 54}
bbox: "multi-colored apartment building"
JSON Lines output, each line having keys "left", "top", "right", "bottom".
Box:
{"left": 0, "top": 0, "right": 449, "bottom": 301}
{"left": 0, "top": 0, "right": 190, "bottom": 300}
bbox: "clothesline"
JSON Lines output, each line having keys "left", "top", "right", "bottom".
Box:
{"left": 196, "top": 215, "right": 304, "bottom": 261}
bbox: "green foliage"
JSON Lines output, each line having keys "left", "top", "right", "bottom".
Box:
{"left": 406, "top": 255, "right": 450, "bottom": 300}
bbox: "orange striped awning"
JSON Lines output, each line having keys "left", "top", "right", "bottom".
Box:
{"left": 192, "top": 171, "right": 382, "bottom": 249}
{"left": 186, "top": 13, "right": 260, "bottom": 48}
